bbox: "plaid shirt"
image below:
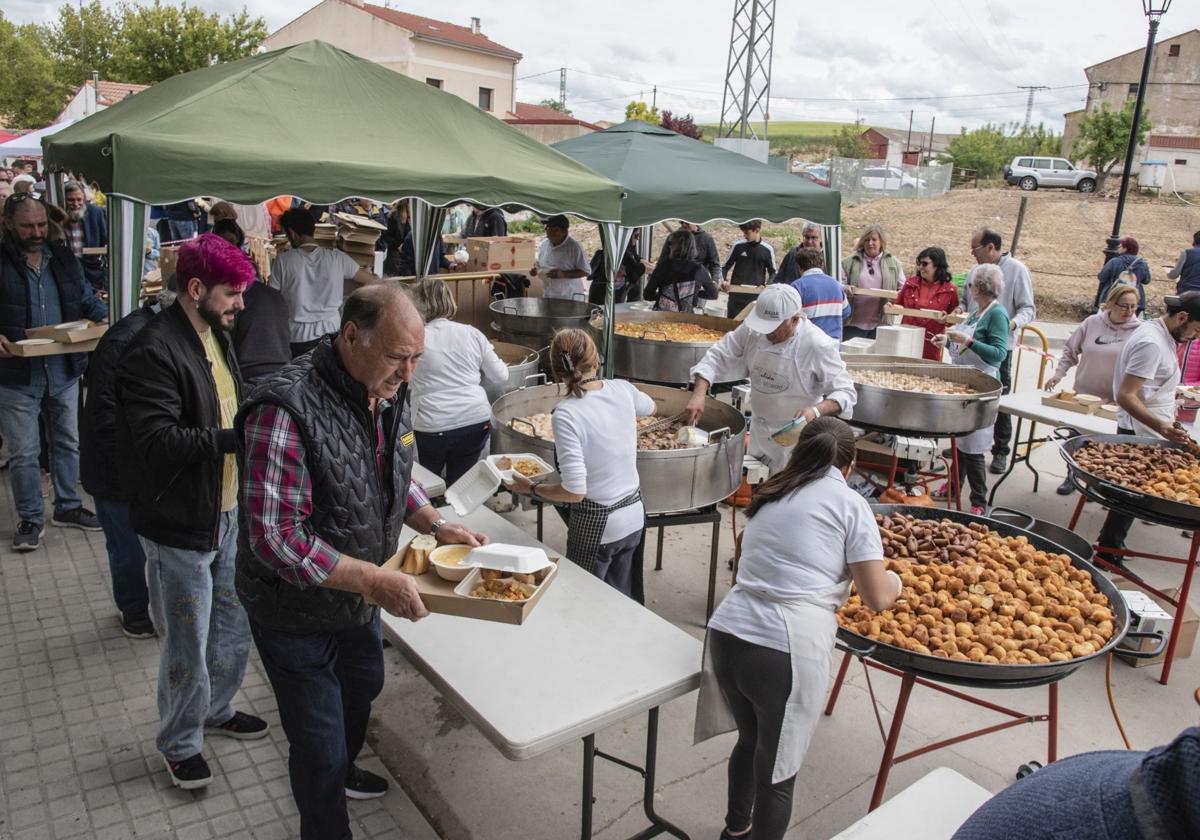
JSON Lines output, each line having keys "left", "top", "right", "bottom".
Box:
{"left": 242, "top": 402, "right": 430, "bottom": 588}
{"left": 64, "top": 220, "right": 84, "bottom": 257}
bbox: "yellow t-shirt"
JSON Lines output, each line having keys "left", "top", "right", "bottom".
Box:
{"left": 201, "top": 328, "right": 239, "bottom": 512}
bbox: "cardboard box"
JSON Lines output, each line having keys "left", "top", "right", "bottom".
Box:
{"left": 9, "top": 338, "right": 100, "bottom": 357}
{"left": 159, "top": 245, "right": 179, "bottom": 283}
{"left": 1117, "top": 587, "right": 1198, "bottom": 667}
{"left": 465, "top": 236, "right": 535, "bottom": 273}
{"left": 375, "top": 545, "right": 558, "bottom": 625}
{"left": 26, "top": 320, "right": 108, "bottom": 343}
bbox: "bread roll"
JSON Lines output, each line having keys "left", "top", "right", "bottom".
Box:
{"left": 401, "top": 534, "right": 437, "bottom": 575}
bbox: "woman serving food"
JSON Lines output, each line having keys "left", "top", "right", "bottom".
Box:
{"left": 503, "top": 328, "right": 653, "bottom": 596}
{"left": 694, "top": 418, "right": 899, "bottom": 840}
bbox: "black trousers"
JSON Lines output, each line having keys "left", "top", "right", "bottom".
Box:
{"left": 709, "top": 629, "right": 796, "bottom": 840}
{"left": 992, "top": 351, "right": 1014, "bottom": 458}
{"left": 842, "top": 325, "right": 877, "bottom": 341}
{"left": 956, "top": 452, "right": 989, "bottom": 509}
{"left": 415, "top": 421, "right": 491, "bottom": 487}
{"left": 1097, "top": 427, "right": 1137, "bottom": 553}
{"left": 588, "top": 279, "right": 630, "bottom": 305}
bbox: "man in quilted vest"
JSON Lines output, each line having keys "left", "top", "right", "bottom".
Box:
{"left": 236, "top": 284, "right": 486, "bottom": 840}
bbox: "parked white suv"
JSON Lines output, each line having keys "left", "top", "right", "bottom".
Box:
{"left": 1004, "top": 156, "right": 1097, "bottom": 192}
{"left": 858, "top": 165, "right": 926, "bottom": 195}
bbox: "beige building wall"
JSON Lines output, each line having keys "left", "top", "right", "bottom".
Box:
{"left": 507, "top": 123, "right": 595, "bottom": 144}
{"left": 409, "top": 41, "right": 515, "bottom": 116}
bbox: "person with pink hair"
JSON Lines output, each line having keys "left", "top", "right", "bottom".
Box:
{"left": 116, "top": 232, "right": 268, "bottom": 790}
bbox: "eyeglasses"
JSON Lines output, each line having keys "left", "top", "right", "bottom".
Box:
{"left": 917, "top": 260, "right": 932, "bottom": 267}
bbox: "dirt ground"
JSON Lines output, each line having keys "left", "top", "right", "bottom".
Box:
{"left": 569, "top": 187, "right": 1200, "bottom": 322}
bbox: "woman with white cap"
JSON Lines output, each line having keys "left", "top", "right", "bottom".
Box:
{"left": 685, "top": 284, "right": 856, "bottom": 474}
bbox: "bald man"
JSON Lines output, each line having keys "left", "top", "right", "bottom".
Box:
{"left": 234, "top": 285, "right": 488, "bottom": 838}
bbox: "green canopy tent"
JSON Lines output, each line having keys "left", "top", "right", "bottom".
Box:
{"left": 552, "top": 121, "right": 843, "bottom": 369}
{"left": 41, "top": 40, "right": 625, "bottom": 319}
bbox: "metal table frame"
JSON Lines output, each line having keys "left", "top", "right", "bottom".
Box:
{"left": 1065, "top": 475, "right": 1200, "bottom": 685}
{"left": 849, "top": 422, "right": 964, "bottom": 510}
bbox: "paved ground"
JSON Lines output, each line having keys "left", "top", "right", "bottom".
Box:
{"left": 0, "top": 485, "right": 437, "bottom": 840}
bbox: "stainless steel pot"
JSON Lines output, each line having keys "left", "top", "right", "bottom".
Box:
{"left": 846, "top": 361, "right": 1002, "bottom": 435}
{"left": 591, "top": 310, "right": 741, "bottom": 384}
{"left": 490, "top": 383, "right": 747, "bottom": 514}
{"left": 489, "top": 298, "right": 601, "bottom": 352}
{"left": 484, "top": 341, "right": 542, "bottom": 404}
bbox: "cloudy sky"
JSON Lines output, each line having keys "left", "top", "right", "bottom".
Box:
{"left": 9, "top": 0, "right": 1200, "bottom": 132}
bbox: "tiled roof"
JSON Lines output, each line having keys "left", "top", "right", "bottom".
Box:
{"left": 92, "top": 80, "right": 149, "bottom": 106}
{"left": 505, "top": 102, "right": 600, "bottom": 130}
{"left": 356, "top": 3, "right": 521, "bottom": 59}
{"left": 1149, "top": 134, "right": 1200, "bottom": 151}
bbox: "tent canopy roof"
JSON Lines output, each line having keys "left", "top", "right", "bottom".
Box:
{"left": 41, "top": 40, "right": 624, "bottom": 220}
{"left": 552, "top": 121, "right": 840, "bottom": 227}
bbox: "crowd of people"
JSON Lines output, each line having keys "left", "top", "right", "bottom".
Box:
{"left": 5, "top": 177, "right": 1200, "bottom": 840}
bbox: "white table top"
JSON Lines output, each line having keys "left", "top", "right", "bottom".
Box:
{"left": 380, "top": 506, "right": 702, "bottom": 761}
{"left": 411, "top": 462, "right": 446, "bottom": 498}
{"left": 830, "top": 767, "right": 993, "bottom": 839}
{"left": 999, "top": 390, "right": 1118, "bottom": 435}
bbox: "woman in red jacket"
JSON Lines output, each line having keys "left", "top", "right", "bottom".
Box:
{"left": 895, "top": 246, "right": 959, "bottom": 361}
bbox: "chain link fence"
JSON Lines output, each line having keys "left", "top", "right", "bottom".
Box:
{"left": 828, "top": 157, "right": 954, "bottom": 202}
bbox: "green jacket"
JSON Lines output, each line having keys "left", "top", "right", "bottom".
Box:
{"left": 841, "top": 251, "right": 904, "bottom": 292}
{"left": 962, "top": 303, "right": 1010, "bottom": 368}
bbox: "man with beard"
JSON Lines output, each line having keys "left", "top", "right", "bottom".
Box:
{"left": 63, "top": 181, "right": 108, "bottom": 291}
{"left": 1093, "top": 291, "right": 1200, "bottom": 568}
{"left": 117, "top": 233, "right": 268, "bottom": 790}
{"left": 0, "top": 194, "right": 108, "bottom": 551}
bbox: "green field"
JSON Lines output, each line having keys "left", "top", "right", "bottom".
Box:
{"left": 700, "top": 120, "right": 873, "bottom": 156}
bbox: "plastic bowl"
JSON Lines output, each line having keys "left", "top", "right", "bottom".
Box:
{"left": 430, "top": 544, "right": 475, "bottom": 581}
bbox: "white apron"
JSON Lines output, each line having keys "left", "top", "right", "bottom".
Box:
{"left": 1131, "top": 321, "right": 1180, "bottom": 437}
{"left": 948, "top": 302, "right": 999, "bottom": 456}
{"left": 694, "top": 579, "right": 850, "bottom": 784}
{"left": 748, "top": 338, "right": 825, "bottom": 473}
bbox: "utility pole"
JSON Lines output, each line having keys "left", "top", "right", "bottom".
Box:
{"left": 1017, "top": 85, "right": 1050, "bottom": 131}
{"left": 926, "top": 116, "right": 935, "bottom": 164}
{"left": 652, "top": 85, "right": 657, "bottom": 110}
{"left": 559, "top": 66, "right": 566, "bottom": 112}
{"left": 717, "top": 0, "right": 776, "bottom": 141}
{"left": 905, "top": 109, "right": 914, "bottom": 156}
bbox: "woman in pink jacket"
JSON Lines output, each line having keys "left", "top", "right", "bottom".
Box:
{"left": 1044, "top": 284, "right": 1142, "bottom": 494}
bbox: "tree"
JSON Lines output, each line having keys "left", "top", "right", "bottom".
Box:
{"left": 44, "top": 1, "right": 121, "bottom": 88}
{"left": 0, "top": 13, "right": 69, "bottom": 128}
{"left": 659, "top": 110, "right": 702, "bottom": 139}
{"left": 832, "top": 122, "right": 871, "bottom": 159}
{"left": 625, "top": 100, "right": 659, "bottom": 125}
{"left": 1072, "top": 100, "right": 1152, "bottom": 183}
{"left": 110, "top": 2, "right": 268, "bottom": 85}
{"left": 943, "top": 121, "right": 1063, "bottom": 177}
{"left": 538, "top": 98, "right": 573, "bottom": 116}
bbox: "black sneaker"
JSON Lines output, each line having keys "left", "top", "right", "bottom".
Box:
{"left": 121, "top": 611, "right": 156, "bottom": 639}
{"left": 205, "top": 711, "right": 269, "bottom": 740}
{"left": 1056, "top": 477, "right": 1075, "bottom": 496}
{"left": 51, "top": 507, "right": 102, "bottom": 531}
{"left": 345, "top": 764, "right": 389, "bottom": 800}
{"left": 13, "top": 520, "right": 43, "bottom": 552}
{"left": 166, "top": 754, "right": 213, "bottom": 790}
{"left": 989, "top": 454, "right": 1009, "bottom": 474}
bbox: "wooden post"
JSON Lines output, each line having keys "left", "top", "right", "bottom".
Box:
{"left": 1011, "top": 196, "right": 1029, "bottom": 254}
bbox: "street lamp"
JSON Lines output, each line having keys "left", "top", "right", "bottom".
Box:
{"left": 1105, "top": 0, "right": 1171, "bottom": 263}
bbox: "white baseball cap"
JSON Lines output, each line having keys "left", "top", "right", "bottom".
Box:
{"left": 745, "top": 284, "right": 802, "bottom": 333}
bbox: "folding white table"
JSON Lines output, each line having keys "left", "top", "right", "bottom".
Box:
{"left": 380, "top": 506, "right": 702, "bottom": 839}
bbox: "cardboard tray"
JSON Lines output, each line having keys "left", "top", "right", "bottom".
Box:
{"left": 1041, "top": 392, "right": 1098, "bottom": 414}
{"left": 10, "top": 337, "right": 100, "bottom": 357}
{"left": 26, "top": 320, "right": 108, "bottom": 343}
{"left": 377, "top": 544, "right": 559, "bottom": 625}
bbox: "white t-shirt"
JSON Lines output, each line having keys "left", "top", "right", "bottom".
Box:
{"left": 708, "top": 466, "right": 883, "bottom": 652}
{"left": 552, "top": 380, "right": 656, "bottom": 543}
{"left": 1114, "top": 319, "right": 1178, "bottom": 430}
{"left": 536, "top": 235, "right": 591, "bottom": 300}
{"left": 410, "top": 319, "right": 509, "bottom": 432}
{"left": 271, "top": 244, "right": 362, "bottom": 341}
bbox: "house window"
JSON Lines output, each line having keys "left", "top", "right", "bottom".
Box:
{"left": 478, "top": 87, "right": 493, "bottom": 111}
{"left": 1128, "top": 83, "right": 1140, "bottom": 97}
{"left": 426, "top": 78, "right": 442, "bottom": 88}
{"left": 1176, "top": 159, "right": 1189, "bottom": 166}
{"left": 1168, "top": 44, "right": 1180, "bottom": 57}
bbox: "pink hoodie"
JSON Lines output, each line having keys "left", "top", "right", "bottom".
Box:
{"left": 1053, "top": 311, "right": 1143, "bottom": 400}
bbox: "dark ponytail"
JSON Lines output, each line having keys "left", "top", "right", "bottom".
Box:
{"left": 746, "top": 416, "right": 856, "bottom": 518}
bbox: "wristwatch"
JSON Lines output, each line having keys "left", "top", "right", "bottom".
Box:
{"left": 429, "top": 517, "right": 448, "bottom": 537}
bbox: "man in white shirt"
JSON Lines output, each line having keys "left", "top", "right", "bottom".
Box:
{"left": 530, "top": 214, "right": 590, "bottom": 300}
{"left": 272, "top": 208, "right": 376, "bottom": 357}
{"left": 963, "top": 227, "right": 1036, "bottom": 474}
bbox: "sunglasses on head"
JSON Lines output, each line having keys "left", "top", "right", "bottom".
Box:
{"left": 3, "top": 192, "right": 41, "bottom": 212}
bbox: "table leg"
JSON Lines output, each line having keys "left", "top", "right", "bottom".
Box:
{"left": 949, "top": 440, "right": 962, "bottom": 511}
{"left": 627, "top": 708, "right": 690, "bottom": 840}
{"left": 1047, "top": 682, "right": 1058, "bottom": 763}
{"left": 537, "top": 501, "right": 544, "bottom": 543}
{"left": 706, "top": 517, "right": 720, "bottom": 622}
{"left": 581, "top": 734, "right": 595, "bottom": 840}
{"left": 887, "top": 449, "right": 900, "bottom": 490}
{"left": 655, "top": 525, "right": 665, "bottom": 572}
{"left": 1022, "top": 419, "right": 1040, "bottom": 494}
{"left": 824, "top": 651, "right": 854, "bottom": 717}
{"left": 1067, "top": 494, "right": 1086, "bottom": 530}
{"left": 988, "top": 416, "right": 1024, "bottom": 506}
{"left": 1160, "top": 531, "right": 1200, "bottom": 686}
{"left": 868, "top": 671, "right": 916, "bottom": 811}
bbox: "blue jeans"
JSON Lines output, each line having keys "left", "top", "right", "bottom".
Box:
{"left": 94, "top": 497, "right": 149, "bottom": 616}
{"left": 0, "top": 380, "right": 82, "bottom": 526}
{"left": 250, "top": 615, "right": 385, "bottom": 840}
{"left": 167, "top": 220, "right": 196, "bottom": 242}
{"left": 142, "top": 510, "right": 251, "bottom": 761}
